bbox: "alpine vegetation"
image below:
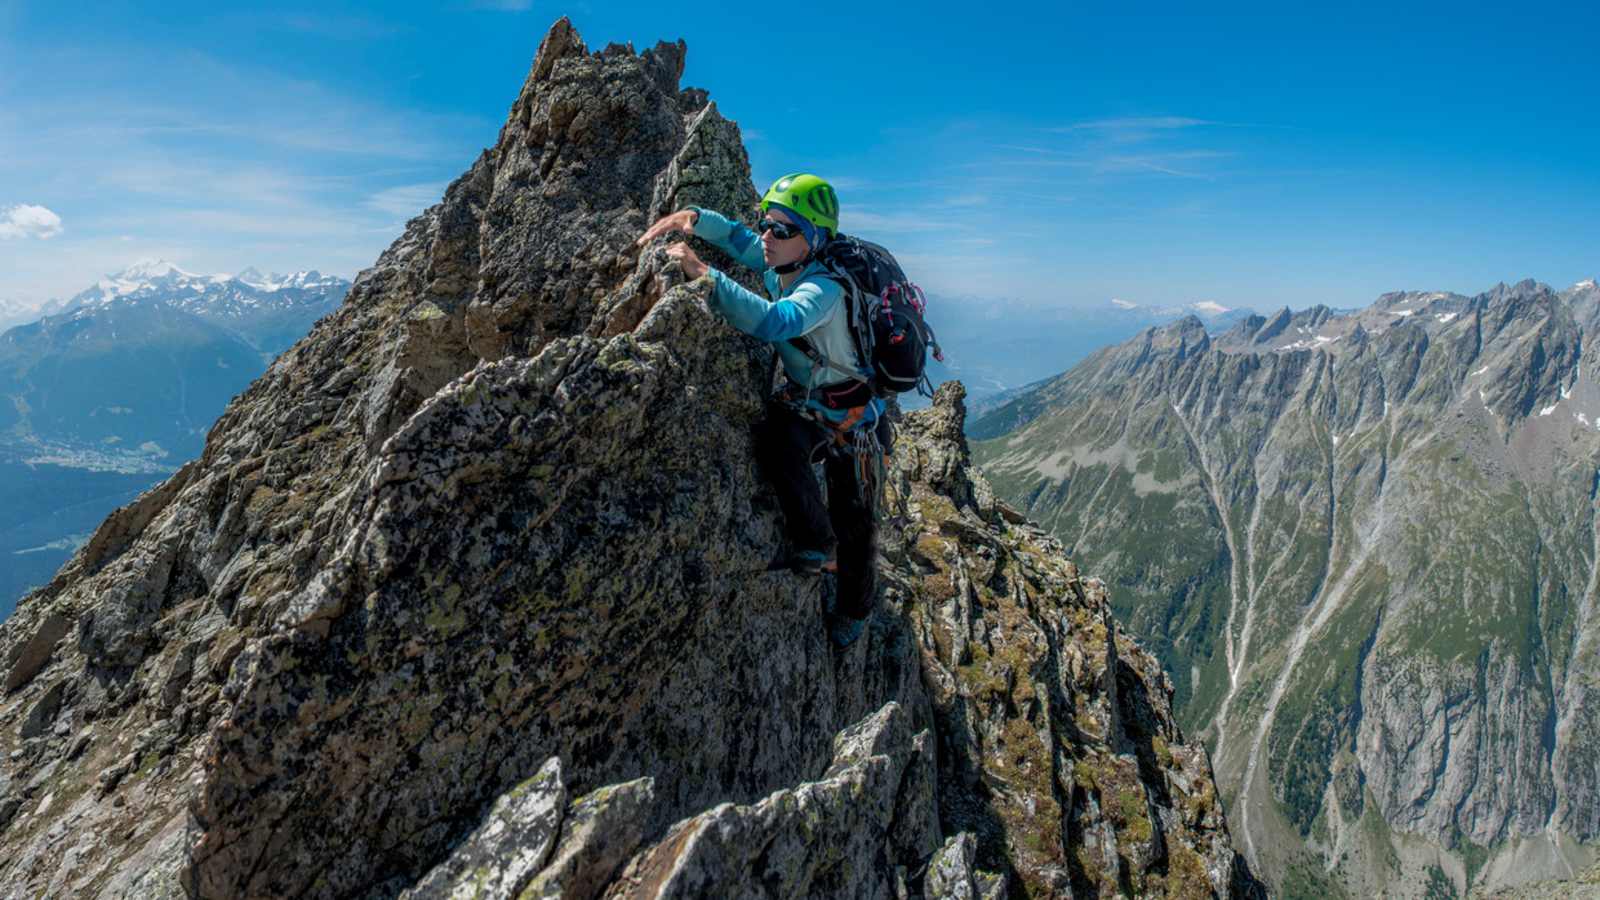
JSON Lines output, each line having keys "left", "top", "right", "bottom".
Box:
{"left": 0, "top": 20, "right": 1260, "bottom": 899}
{"left": 973, "top": 279, "right": 1600, "bottom": 896}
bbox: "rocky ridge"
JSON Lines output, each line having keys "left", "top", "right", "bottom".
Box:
{"left": 0, "top": 20, "right": 1258, "bottom": 898}
{"left": 974, "top": 278, "right": 1600, "bottom": 897}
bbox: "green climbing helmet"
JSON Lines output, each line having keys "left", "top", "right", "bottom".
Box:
{"left": 760, "top": 173, "right": 839, "bottom": 236}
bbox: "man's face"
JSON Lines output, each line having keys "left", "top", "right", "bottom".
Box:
{"left": 760, "top": 208, "right": 810, "bottom": 269}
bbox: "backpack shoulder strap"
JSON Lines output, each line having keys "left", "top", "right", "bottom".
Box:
{"left": 787, "top": 336, "right": 870, "bottom": 385}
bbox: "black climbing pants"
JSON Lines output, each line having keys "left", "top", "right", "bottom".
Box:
{"left": 753, "top": 400, "right": 890, "bottom": 621}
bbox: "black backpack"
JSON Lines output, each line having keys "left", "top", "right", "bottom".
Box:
{"left": 789, "top": 235, "right": 943, "bottom": 398}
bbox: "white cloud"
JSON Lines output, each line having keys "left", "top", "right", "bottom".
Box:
{"left": 366, "top": 183, "right": 447, "bottom": 219}
{"left": 823, "top": 175, "right": 871, "bottom": 191}
{"left": 1097, "top": 152, "right": 1225, "bottom": 178}
{"left": 847, "top": 208, "right": 968, "bottom": 235}
{"left": 272, "top": 13, "right": 405, "bottom": 39}
{"left": 1053, "top": 117, "right": 1213, "bottom": 135}
{"left": 982, "top": 150, "right": 1228, "bottom": 179}
{"left": 0, "top": 204, "right": 63, "bottom": 239}
{"left": 994, "top": 144, "right": 1076, "bottom": 156}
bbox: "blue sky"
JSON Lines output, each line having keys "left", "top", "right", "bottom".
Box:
{"left": 1, "top": 0, "right": 1596, "bottom": 312}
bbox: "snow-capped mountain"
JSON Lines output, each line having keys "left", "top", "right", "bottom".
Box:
{"left": 1, "top": 258, "right": 351, "bottom": 466}
{"left": 1107, "top": 296, "right": 1246, "bottom": 322}
{"left": 1194, "top": 277, "right": 1600, "bottom": 356}
{"left": 67, "top": 259, "right": 346, "bottom": 322}
{"left": 233, "top": 266, "right": 345, "bottom": 294}
{"left": 67, "top": 259, "right": 210, "bottom": 307}
{"left": 50, "top": 259, "right": 350, "bottom": 355}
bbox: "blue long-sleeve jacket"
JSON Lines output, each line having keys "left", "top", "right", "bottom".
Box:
{"left": 690, "top": 207, "right": 884, "bottom": 431}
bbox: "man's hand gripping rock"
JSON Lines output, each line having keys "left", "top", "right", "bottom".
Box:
{"left": 636, "top": 209, "right": 708, "bottom": 280}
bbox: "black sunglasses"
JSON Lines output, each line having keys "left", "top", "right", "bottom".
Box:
{"left": 757, "top": 219, "right": 804, "bottom": 241}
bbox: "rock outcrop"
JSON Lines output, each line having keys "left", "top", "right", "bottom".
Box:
{"left": 0, "top": 19, "right": 1258, "bottom": 898}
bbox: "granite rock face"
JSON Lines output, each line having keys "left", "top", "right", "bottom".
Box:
{"left": 0, "top": 19, "right": 1258, "bottom": 899}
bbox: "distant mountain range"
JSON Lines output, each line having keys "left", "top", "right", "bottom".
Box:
{"left": 923, "top": 295, "right": 1255, "bottom": 413}
{"left": 64, "top": 259, "right": 348, "bottom": 356}
{"left": 970, "top": 277, "right": 1600, "bottom": 897}
{"left": 1, "top": 260, "right": 348, "bottom": 460}
{"left": 0, "top": 260, "right": 348, "bottom": 614}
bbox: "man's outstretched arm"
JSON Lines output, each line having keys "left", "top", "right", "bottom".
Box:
{"left": 705, "top": 274, "right": 843, "bottom": 343}
{"left": 687, "top": 207, "right": 766, "bottom": 273}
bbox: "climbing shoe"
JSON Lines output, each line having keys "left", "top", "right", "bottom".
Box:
{"left": 766, "top": 548, "right": 832, "bottom": 575}
{"left": 824, "top": 611, "right": 866, "bottom": 649}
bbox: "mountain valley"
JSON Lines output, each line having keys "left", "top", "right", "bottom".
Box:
{"left": 973, "top": 278, "right": 1600, "bottom": 897}
{"left": 0, "top": 263, "right": 348, "bottom": 614}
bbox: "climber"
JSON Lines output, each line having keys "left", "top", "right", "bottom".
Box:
{"left": 636, "top": 174, "right": 889, "bottom": 650}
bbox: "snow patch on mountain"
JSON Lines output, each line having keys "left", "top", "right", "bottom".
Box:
{"left": 1280, "top": 334, "right": 1341, "bottom": 352}
{"left": 233, "top": 267, "right": 341, "bottom": 293}
{"left": 120, "top": 258, "right": 190, "bottom": 280}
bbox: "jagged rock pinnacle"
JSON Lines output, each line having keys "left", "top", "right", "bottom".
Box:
{"left": 0, "top": 19, "right": 1259, "bottom": 899}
